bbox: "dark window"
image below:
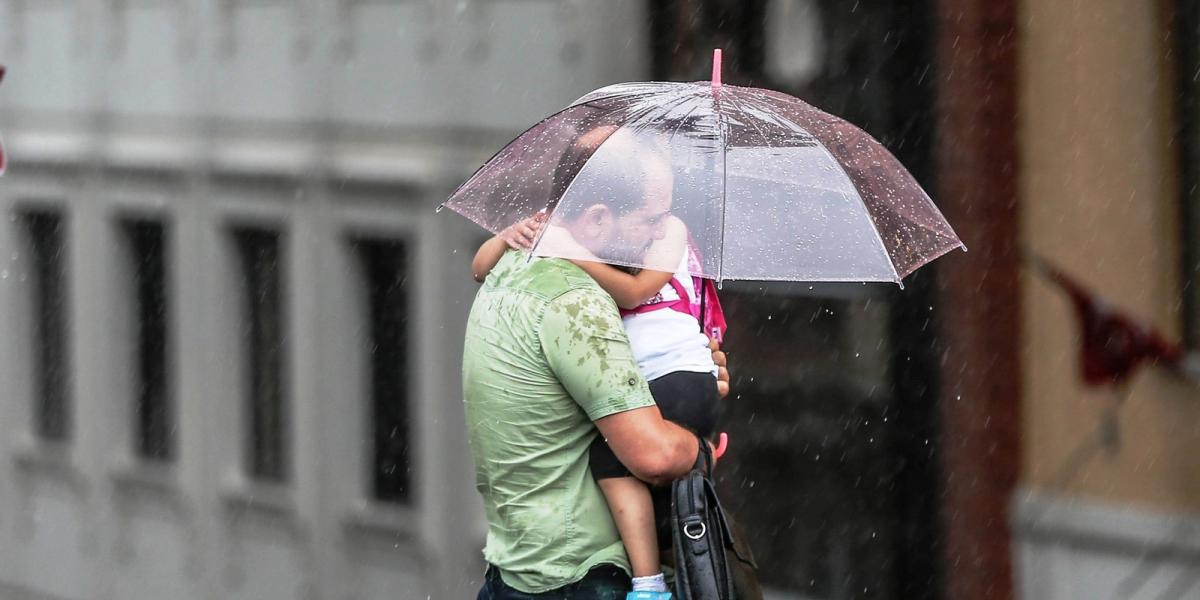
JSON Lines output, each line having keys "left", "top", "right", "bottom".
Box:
{"left": 233, "top": 227, "right": 288, "bottom": 482}
{"left": 1175, "top": 1, "right": 1200, "bottom": 346}
{"left": 122, "top": 219, "right": 172, "bottom": 461}
{"left": 354, "top": 237, "right": 411, "bottom": 504}
{"left": 20, "top": 210, "right": 71, "bottom": 441}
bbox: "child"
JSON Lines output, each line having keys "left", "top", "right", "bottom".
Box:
{"left": 473, "top": 213, "right": 726, "bottom": 599}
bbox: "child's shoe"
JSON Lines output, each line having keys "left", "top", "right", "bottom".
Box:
{"left": 625, "top": 592, "right": 672, "bottom": 600}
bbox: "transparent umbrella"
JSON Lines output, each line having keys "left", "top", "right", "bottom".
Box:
{"left": 441, "top": 50, "right": 964, "bottom": 285}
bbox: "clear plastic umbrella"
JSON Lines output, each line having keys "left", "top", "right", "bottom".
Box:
{"left": 442, "top": 50, "right": 964, "bottom": 284}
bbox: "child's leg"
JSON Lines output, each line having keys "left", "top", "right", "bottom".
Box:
{"left": 589, "top": 437, "right": 668, "bottom": 592}
{"left": 596, "top": 476, "right": 660, "bottom": 578}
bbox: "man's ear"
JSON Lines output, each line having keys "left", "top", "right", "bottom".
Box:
{"left": 581, "top": 204, "right": 612, "bottom": 236}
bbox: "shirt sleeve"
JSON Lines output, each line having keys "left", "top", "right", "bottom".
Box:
{"left": 539, "top": 288, "right": 656, "bottom": 421}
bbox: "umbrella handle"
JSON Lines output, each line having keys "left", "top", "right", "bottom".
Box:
{"left": 713, "top": 432, "right": 728, "bottom": 459}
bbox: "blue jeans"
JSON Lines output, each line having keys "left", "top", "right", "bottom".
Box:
{"left": 477, "top": 564, "right": 630, "bottom": 600}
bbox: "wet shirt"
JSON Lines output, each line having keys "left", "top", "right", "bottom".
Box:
{"left": 462, "top": 250, "right": 656, "bottom": 594}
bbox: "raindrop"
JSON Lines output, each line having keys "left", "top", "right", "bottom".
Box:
{"left": 0, "top": 269, "right": 7, "bottom": 279}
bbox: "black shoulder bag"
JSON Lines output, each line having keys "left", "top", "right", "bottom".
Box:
{"left": 670, "top": 438, "right": 760, "bottom": 600}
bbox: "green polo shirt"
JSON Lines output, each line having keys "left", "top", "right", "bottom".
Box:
{"left": 462, "top": 250, "right": 656, "bottom": 593}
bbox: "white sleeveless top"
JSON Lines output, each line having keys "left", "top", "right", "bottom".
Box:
{"left": 620, "top": 250, "right": 718, "bottom": 381}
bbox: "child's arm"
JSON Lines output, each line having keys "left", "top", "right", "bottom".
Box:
{"left": 571, "top": 216, "right": 687, "bottom": 309}
{"left": 571, "top": 262, "right": 673, "bottom": 310}
{"left": 471, "top": 216, "right": 543, "bottom": 283}
{"left": 471, "top": 236, "right": 510, "bottom": 283}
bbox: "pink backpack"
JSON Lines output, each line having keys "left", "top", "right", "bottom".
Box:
{"left": 618, "top": 245, "right": 727, "bottom": 343}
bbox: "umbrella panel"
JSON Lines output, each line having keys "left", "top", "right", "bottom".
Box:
{"left": 721, "top": 145, "right": 898, "bottom": 282}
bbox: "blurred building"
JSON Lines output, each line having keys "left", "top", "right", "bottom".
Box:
{"left": 0, "top": 1, "right": 1198, "bottom": 600}
{"left": 1010, "top": 1, "right": 1200, "bottom": 599}
{"left": 0, "top": 2, "right": 647, "bottom": 599}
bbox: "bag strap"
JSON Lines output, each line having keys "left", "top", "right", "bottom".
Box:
{"left": 701, "top": 476, "right": 758, "bottom": 569}
{"left": 694, "top": 434, "right": 713, "bottom": 475}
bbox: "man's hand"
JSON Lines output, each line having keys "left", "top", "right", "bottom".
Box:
{"left": 709, "top": 337, "right": 729, "bottom": 398}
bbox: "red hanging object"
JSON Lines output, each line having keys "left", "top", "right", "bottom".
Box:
{"left": 1031, "top": 255, "right": 1182, "bottom": 386}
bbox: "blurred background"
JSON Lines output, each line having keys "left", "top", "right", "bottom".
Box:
{"left": 0, "top": 1, "right": 1198, "bottom": 599}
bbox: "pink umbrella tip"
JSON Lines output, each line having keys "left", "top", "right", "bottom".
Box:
{"left": 711, "top": 49, "right": 722, "bottom": 90}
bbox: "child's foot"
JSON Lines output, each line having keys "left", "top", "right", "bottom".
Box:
{"left": 625, "top": 592, "right": 672, "bottom": 600}
{"left": 628, "top": 572, "right": 670, "bottom": 598}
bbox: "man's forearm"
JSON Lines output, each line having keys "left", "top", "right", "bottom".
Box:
{"left": 594, "top": 406, "right": 702, "bottom": 486}
{"left": 619, "top": 417, "right": 700, "bottom": 487}
{"left": 638, "top": 421, "right": 700, "bottom": 486}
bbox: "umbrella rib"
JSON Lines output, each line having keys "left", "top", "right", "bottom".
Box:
{"left": 722, "top": 87, "right": 778, "bottom": 151}
{"left": 665, "top": 93, "right": 705, "bottom": 147}
{"left": 716, "top": 88, "right": 778, "bottom": 283}
{"left": 569, "top": 81, "right": 679, "bottom": 108}
{"left": 716, "top": 91, "right": 729, "bottom": 284}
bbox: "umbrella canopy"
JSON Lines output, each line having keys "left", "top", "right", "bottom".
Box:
{"left": 442, "top": 52, "right": 963, "bottom": 284}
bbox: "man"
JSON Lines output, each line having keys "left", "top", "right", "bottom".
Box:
{"left": 463, "top": 145, "right": 726, "bottom": 599}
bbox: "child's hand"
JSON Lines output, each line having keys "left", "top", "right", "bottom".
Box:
{"left": 497, "top": 216, "right": 544, "bottom": 250}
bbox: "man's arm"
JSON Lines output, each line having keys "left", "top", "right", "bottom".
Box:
{"left": 540, "top": 288, "right": 700, "bottom": 485}
{"left": 593, "top": 407, "right": 699, "bottom": 486}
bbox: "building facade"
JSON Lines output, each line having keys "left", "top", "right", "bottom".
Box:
{"left": 1012, "top": 1, "right": 1200, "bottom": 598}
{"left": 0, "top": 2, "right": 647, "bottom": 598}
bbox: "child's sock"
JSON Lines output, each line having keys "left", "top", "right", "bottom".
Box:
{"left": 631, "top": 573, "right": 668, "bottom": 592}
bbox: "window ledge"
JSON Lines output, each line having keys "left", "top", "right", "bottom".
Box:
{"left": 341, "top": 499, "right": 418, "bottom": 540}
{"left": 108, "top": 454, "right": 179, "bottom": 497}
{"left": 218, "top": 471, "right": 296, "bottom": 519}
{"left": 10, "top": 433, "right": 85, "bottom": 490}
